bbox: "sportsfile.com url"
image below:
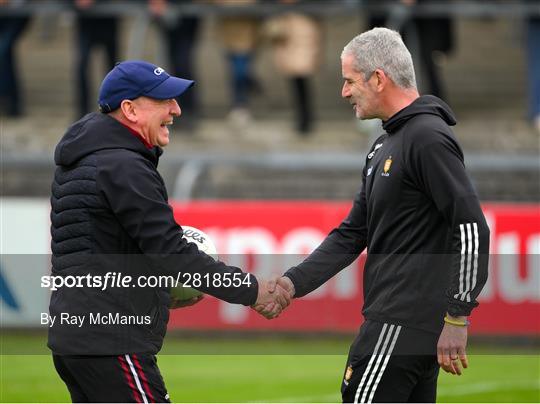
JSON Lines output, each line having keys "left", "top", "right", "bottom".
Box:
{"left": 40, "top": 272, "right": 252, "bottom": 291}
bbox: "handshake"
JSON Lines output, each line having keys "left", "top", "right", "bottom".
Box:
{"left": 251, "top": 276, "right": 296, "bottom": 319}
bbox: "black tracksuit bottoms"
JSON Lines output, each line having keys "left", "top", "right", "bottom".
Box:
{"left": 53, "top": 353, "right": 169, "bottom": 403}
{"left": 341, "top": 320, "right": 440, "bottom": 403}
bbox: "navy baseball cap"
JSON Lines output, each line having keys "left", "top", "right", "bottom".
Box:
{"left": 98, "top": 60, "right": 194, "bottom": 113}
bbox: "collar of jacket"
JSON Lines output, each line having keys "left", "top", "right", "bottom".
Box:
{"left": 119, "top": 122, "right": 154, "bottom": 150}
{"left": 382, "top": 94, "right": 457, "bottom": 135}
{"left": 54, "top": 112, "right": 163, "bottom": 168}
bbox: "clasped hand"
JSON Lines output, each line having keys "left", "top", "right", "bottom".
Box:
{"left": 251, "top": 277, "right": 295, "bottom": 319}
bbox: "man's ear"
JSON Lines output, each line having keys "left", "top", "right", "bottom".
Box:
{"left": 120, "top": 99, "right": 137, "bottom": 123}
{"left": 373, "top": 69, "right": 388, "bottom": 92}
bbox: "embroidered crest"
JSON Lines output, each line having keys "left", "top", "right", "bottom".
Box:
{"left": 345, "top": 365, "right": 353, "bottom": 381}
{"left": 382, "top": 156, "right": 392, "bottom": 177}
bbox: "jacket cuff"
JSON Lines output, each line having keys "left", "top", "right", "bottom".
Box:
{"left": 447, "top": 301, "right": 478, "bottom": 317}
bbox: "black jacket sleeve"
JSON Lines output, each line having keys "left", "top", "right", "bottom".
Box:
{"left": 408, "top": 130, "right": 490, "bottom": 317}
{"left": 97, "top": 151, "right": 258, "bottom": 306}
{"left": 284, "top": 169, "right": 368, "bottom": 298}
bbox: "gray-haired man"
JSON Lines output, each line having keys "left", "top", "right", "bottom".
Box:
{"left": 269, "top": 28, "right": 489, "bottom": 403}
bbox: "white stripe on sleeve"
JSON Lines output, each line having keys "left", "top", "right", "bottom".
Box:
{"left": 454, "top": 224, "right": 466, "bottom": 300}
{"left": 454, "top": 222, "right": 479, "bottom": 302}
{"left": 468, "top": 222, "right": 479, "bottom": 302}
{"left": 464, "top": 223, "right": 473, "bottom": 301}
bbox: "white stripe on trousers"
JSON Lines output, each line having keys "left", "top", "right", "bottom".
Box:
{"left": 125, "top": 354, "right": 149, "bottom": 404}
{"left": 454, "top": 222, "right": 479, "bottom": 302}
{"left": 366, "top": 327, "right": 402, "bottom": 404}
{"left": 353, "top": 323, "right": 402, "bottom": 404}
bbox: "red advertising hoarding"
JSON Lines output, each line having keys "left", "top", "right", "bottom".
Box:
{"left": 169, "top": 202, "right": 540, "bottom": 336}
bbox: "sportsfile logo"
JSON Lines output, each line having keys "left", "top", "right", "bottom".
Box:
{"left": 40, "top": 272, "right": 252, "bottom": 291}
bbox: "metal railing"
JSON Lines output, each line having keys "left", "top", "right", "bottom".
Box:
{"left": 2, "top": 151, "right": 538, "bottom": 201}
{"left": 164, "top": 152, "right": 540, "bottom": 200}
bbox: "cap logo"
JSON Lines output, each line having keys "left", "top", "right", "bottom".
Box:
{"left": 154, "top": 67, "right": 165, "bottom": 76}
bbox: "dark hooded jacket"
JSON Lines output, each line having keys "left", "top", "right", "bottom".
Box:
{"left": 285, "top": 95, "right": 489, "bottom": 334}
{"left": 49, "top": 112, "right": 258, "bottom": 355}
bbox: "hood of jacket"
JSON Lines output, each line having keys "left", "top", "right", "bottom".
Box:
{"left": 382, "top": 95, "right": 457, "bottom": 135}
{"left": 54, "top": 112, "right": 162, "bottom": 167}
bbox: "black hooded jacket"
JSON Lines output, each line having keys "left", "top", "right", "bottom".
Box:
{"left": 49, "top": 112, "right": 258, "bottom": 355}
{"left": 285, "top": 95, "right": 489, "bottom": 334}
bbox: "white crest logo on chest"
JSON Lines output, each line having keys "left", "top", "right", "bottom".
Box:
{"left": 367, "top": 143, "right": 384, "bottom": 160}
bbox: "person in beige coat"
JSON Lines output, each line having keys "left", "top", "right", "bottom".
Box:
{"left": 265, "top": 3, "right": 322, "bottom": 134}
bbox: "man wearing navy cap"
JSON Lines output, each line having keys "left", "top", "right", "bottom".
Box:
{"left": 49, "top": 61, "right": 290, "bottom": 402}
{"left": 96, "top": 60, "right": 194, "bottom": 148}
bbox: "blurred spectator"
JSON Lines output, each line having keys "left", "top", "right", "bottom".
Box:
{"left": 74, "top": 0, "right": 119, "bottom": 117}
{"left": 0, "top": 0, "right": 30, "bottom": 117}
{"left": 405, "top": 0, "right": 454, "bottom": 99}
{"left": 149, "top": 0, "right": 201, "bottom": 133}
{"left": 215, "top": 0, "right": 262, "bottom": 127}
{"left": 265, "top": 0, "right": 322, "bottom": 135}
{"left": 525, "top": 3, "right": 540, "bottom": 134}
{"left": 366, "top": 0, "right": 454, "bottom": 100}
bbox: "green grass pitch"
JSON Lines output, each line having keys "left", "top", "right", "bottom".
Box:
{"left": 1, "top": 333, "right": 538, "bottom": 402}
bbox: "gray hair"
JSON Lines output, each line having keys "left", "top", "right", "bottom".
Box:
{"left": 341, "top": 27, "right": 417, "bottom": 89}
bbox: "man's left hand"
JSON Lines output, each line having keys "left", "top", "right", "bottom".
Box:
{"left": 437, "top": 318, "right": 468, "bottom": 375}
{"left": 169, "top": 294, "right": 204, "bottom": 309}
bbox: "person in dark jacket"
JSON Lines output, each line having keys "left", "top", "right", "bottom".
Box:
{"left": 74, "top": 0, "right": 119, "bottom": 118}
{"left": 49, "top": 60, "right": 290, "bottom": 402}
{"left": 149, "top": 0, "right": 201, "bottom": 132}
{"left": 266, "top": 28, "right": 489, "bottom": 403}
{"left": 0, "top": 1, "right": 30, "bottom": 117}
{"left": 366, "top": 0, "right": 454, "bottom": 100}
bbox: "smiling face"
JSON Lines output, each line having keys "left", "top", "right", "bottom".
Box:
{"left": 341, "top": 53, "right": 381, "bottom": 120}
{"left": 130, "top": 97, "right": 181, "bottom": 147}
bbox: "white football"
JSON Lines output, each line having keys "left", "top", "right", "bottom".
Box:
{"left": 170, "top": 226, "right": 218, "bottom": 301}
